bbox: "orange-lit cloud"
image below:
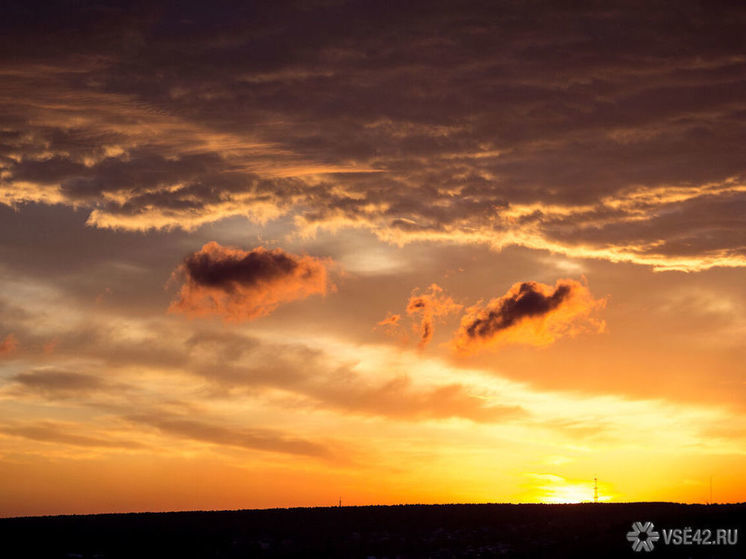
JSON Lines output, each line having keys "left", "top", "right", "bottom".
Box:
{"left": 453, "top": 279, "right": 605, "bottom": 353}
{"left": 377, "top": 313, "right": 401, "bottom": 327}
{"left": 376, "top": 313, "right": 402, "bottom": 340}
{"left": 406, "top": 284, "right": 462, "bottom": 348}
{"left": 170, "top": 242, "right": 331, "bottom": 321}
{"left": 0, "top": 333, "right": 18, "bottom": 355}
{"left": 379, "top": 284, "right": 462, "bottom": 348}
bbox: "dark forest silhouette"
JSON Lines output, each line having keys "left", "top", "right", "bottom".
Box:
{"left": 2, "top": 503, "right": 743, "bottom": 558}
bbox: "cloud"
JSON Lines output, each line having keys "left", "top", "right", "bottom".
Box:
{"left": 1, "top": 2, "right": 745, "bottom": 270}
{"left": 0, "top": 420, "right": 146, "bottom": 449}
{"left": 8, "top": 369, "right": 112, "bottom": 399}
{"left": 170, "top": 242, "right": 332, "bottom": 320}
{"left": 303, "top": 375, "right": 526, "bottom": 424}
{"left": 453, "top": 279, "right": 605, "bottom": 353}
{"left": 405, "top": 284, "right": 462, "bottom": 348}
{"left": 0, "top": 333, "right": 18, "bottom": 355}
{"left": 378, "top": 284, "right": 462, "bottom": 348}
{"left": 0, "top": 302, "right": 523, "bottom": 426}
{"left": 377, "top": 313, "right": 401, "bottom": 326}
{"left": 126, "top": 412, "right": 335, "bottom": 460}
{"left": 182, "top": 333, "right": 523, "bottom": 424}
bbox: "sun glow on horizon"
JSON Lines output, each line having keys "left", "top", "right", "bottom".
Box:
{"left": 521, "top": 474, "right": 616, "bottom": 504}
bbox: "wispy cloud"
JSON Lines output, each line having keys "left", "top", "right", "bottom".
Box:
{"left": 7, "top": 369, "right": 119, "bottom": 399}
{"left": 405, "top": 284, "right": 463, "bottom": 348}
{"left": 0, "top": 420, "right": 146, "bottom": 450}
{"left": 126, "top": 412, "right": 336, "bottom": 460}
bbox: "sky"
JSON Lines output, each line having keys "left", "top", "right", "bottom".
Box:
{"left": 1, "top": 0, "right": 745, "bottom": 517}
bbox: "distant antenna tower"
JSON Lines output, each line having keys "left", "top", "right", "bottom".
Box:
{"left": 709, "top": 476, "right": 713, "bottom": 505}
{"left": 338, "top": 496, "right": 342, "bottom": 508}
{"left": 594, "top": 477, "right": 598, "bottom": 504}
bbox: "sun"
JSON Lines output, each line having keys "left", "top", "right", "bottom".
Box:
{"left": 541, "top": 484, "right": 594, "bottom": 504}
{"left": 525, "top": 476, "right": 597, "bottom": 504}
{"left": 523, "top": 474, "right": 596, "bottom": 504}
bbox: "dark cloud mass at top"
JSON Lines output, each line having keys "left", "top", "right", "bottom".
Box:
{"left": 1, "top": 1, "right": 745, "bottom": 269}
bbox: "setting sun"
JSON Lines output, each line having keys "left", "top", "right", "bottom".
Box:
{"left": 523, "top": 475, "right": 602, "bottom": 504}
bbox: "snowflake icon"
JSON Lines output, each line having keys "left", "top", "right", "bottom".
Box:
{"left": 627, "top": 521, "right": 660, "bottom": 552}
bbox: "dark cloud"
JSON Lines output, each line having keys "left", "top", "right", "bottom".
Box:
{"left": 183, "top": 243, "right": 300, "bottom": 289}
{"left": 1, "top": 1, "right": 745, "bottom": 269}
{"left": 454, "top": 279, "right": 606, "bottom": 352}
{"left": 170, "top": 242, "right": 332, "bottom": 320}
{"left": 464, "top": 282, "right": 572, "bottom": 339}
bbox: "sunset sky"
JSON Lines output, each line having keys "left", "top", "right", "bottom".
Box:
{"left": 1, "top": 1, "right": 745, "bottom": 517}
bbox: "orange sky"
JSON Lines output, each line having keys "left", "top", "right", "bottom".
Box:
{"left": 1, "top": 1, "right": 745, "bottom": 517}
